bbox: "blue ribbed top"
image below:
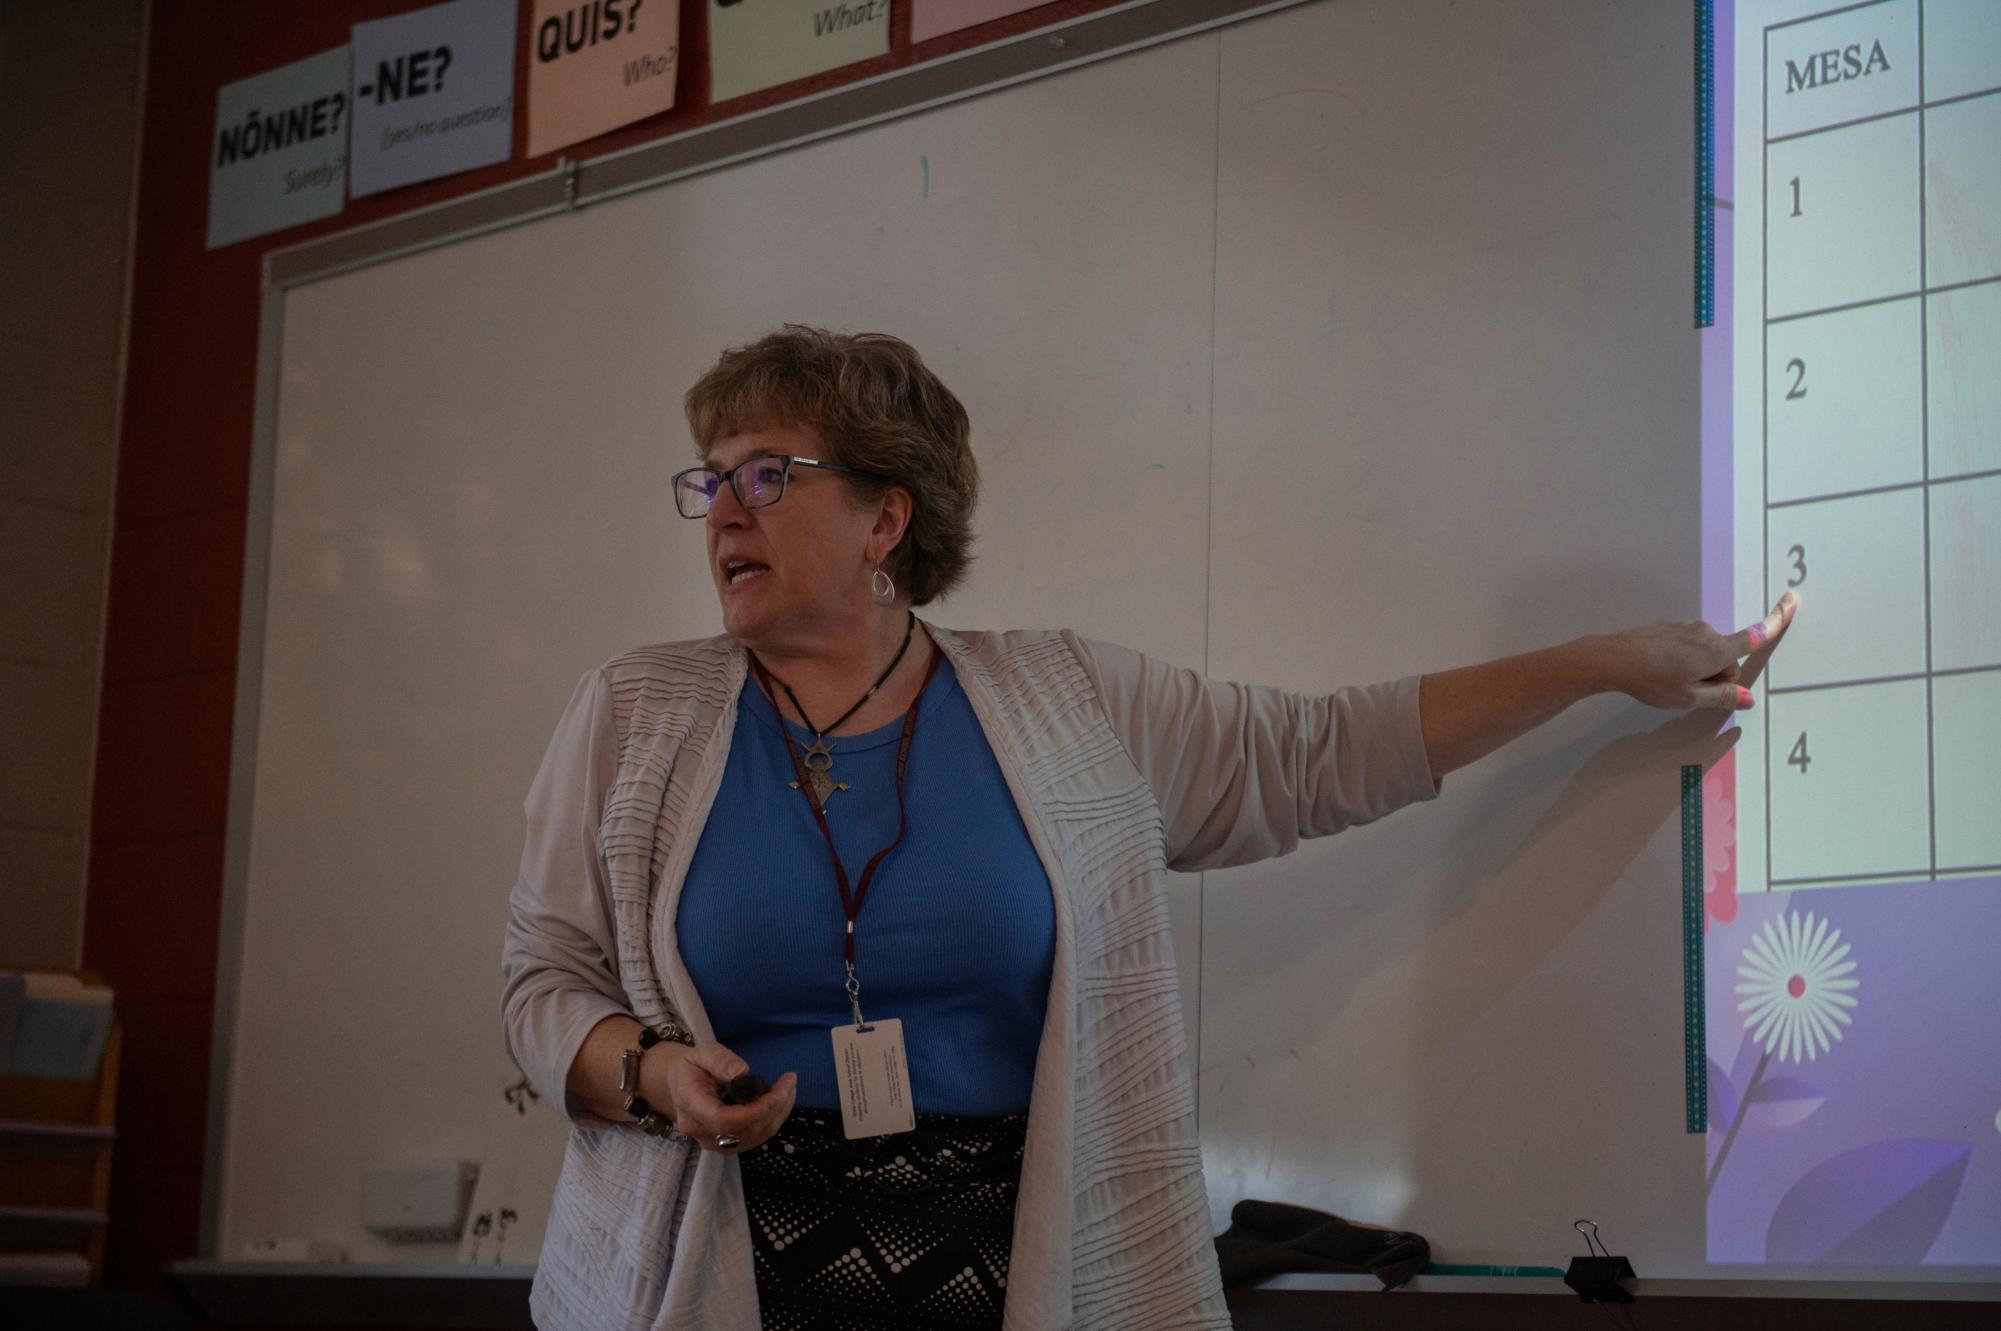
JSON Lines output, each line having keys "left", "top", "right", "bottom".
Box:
{"left": 677, "top": 661, "right": 1056, "bottom": 1116}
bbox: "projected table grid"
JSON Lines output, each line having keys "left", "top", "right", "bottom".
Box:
{"left": 1760, "top": 0, "right": 2001, "bottom": 890}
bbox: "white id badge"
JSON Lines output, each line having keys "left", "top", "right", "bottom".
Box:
{"left": 830, "top": 1018, "right": 916, "bottom": 1140}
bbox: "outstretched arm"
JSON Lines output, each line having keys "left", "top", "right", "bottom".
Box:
{"left": 1418, "top": 592, "right": 1798, "bottom": 783}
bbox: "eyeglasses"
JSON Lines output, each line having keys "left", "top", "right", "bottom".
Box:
{"left": 670, "top": 453, "right": 891, "bottom": 519}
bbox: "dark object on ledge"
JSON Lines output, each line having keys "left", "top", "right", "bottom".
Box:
{"left": 1564, "top": 1254, "right": 1638, "bottom": 1303}
{"left": 719, "top": 1073, "right": 770, "bottom": 1106}
{"left": 1565, "top": 1220, "right": 1636, "bottom": 1302}
{"left": 1214, "top": 1199, "right": 1430, "bottom": 1290}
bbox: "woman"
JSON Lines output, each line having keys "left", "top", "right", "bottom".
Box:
{"left": 501, "top": 326, "right": 1795, "bottom": 1331}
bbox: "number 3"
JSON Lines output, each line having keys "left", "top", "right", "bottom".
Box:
{"left": 1786, "top": 544, "right": 1807, "bottom": 587}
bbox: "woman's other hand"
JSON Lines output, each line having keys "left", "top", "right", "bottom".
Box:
{"left": 1603, "top": 591, "right": 1799, "bottom": 711}
{"left": 648, "top": 1041, "right": 797, "bottom": 1153}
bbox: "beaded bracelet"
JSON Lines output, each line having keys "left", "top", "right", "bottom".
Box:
{"left": 618, "top": 1021, "right": 694, "bottom": 1137}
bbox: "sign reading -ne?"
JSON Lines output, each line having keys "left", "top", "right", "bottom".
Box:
{"left": 349, "top": 0, "right": 519, "bottom": 199}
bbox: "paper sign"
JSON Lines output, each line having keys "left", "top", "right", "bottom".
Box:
{"left": 708, "top": 0, "right": 890, "bottom": 104}
{"left": 349, "top": 0, "right": 518, "bottom": 199}
{"left": 527, "top": 0, "right": 681, "bottom": 157}
{"left": 910, "top": 0, "right": 1055, "bottom": 44}
{"left": 831, "top": 1018, "right": 916, "bottom": 1139}
{"left": 206, "top": 47, "right": 351, "bottom": 250}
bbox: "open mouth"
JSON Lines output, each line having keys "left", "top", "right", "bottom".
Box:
{"left": 724, "top": 560, "right": 770, "bottom": 586}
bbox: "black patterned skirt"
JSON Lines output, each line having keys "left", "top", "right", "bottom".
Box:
{"left": 738, "top": 1106, "right": 1028, "bottom": 1331}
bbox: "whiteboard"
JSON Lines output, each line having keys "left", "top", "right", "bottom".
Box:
{"left": 216, "top": 0, "right": 1823, "bottom": 1281}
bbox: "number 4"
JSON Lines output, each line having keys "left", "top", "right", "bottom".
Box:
{"left": 1788, "top": 732, "right": 1811, "bottom": 774}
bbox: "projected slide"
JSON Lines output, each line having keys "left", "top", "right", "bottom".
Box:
{"left": 1733, "top": 0, "right": 2000, "bottom": 895}
{"left": 1713, "top": 0, "right": 2000, "bottom": 1268}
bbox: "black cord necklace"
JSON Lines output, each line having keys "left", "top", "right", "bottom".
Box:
{"left": 749, "top": 611, "right": 917, "bottom": 806}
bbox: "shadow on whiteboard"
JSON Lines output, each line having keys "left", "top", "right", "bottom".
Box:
{"left": 1412, "top": 708, "right": 1740, "bottom": 1043}
{"left": 1199, "top": 700, "right": 1738, "bottom": 1250}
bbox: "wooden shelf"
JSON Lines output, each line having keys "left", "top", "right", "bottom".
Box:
{"left": 0, "top": 971, "right": 120, "bottom": 1288}
{"left": 0, "top": 1121, "right": 117, "bottom": 1149}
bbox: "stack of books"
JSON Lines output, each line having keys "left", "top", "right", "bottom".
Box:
{"left": 0, "top": 972, "right": 116, "bottom": 1080}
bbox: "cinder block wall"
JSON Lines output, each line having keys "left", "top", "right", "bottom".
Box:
{"left": 0, "top": 0, "right": 145, "bottom": 971}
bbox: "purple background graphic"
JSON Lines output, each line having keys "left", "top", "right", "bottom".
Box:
{"left": 1706, "top": 881, "right": 2001, "bottom": 1265}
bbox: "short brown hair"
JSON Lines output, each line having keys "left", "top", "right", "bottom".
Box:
{"left": 684, "top": 325, "right": 978, "bottom": 606}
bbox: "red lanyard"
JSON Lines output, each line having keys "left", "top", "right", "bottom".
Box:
{"left": 750, "top": 647, "right": 943, "bottom": 971}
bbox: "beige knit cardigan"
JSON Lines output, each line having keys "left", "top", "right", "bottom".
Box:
{"left": 500, "top": 623, "right": 1440, "bottom": 1330}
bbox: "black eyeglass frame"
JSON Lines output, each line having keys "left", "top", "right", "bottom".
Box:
{"left": 670, "top": 453, "right": 894, "bottom": 518}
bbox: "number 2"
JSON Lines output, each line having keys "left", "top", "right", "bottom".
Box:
{"left": 1786, "top": 544, "right": 1807, "bottom": 587}
{"left": 1785, "top": 357, "right": 1807, "bottom": 399}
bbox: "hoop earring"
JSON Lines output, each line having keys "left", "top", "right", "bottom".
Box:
{"left": 870, "top": 565, "right": 896, "bottom": 607}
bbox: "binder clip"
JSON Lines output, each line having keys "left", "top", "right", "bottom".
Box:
{"left": 1564, "top": 1220, "right": 1636, "bottom": 1303}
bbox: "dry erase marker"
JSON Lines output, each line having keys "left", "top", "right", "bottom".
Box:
{"left": 1422, "top": 1264, "right": 1566, "bottom": 1278}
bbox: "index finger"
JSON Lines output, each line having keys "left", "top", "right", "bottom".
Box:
{"left": 1727, "top": 591, "right": 1798, "bottom": 659}
{"left": 708, "top": 1099, "right": 781, "bottom": 1136}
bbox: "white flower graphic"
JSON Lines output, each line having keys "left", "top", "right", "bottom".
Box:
{"left": 1735, "top": 909, "right": 1859, "bottom": 1063}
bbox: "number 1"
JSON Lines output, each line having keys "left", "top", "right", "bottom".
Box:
{"left": 1788, "top": 176, "right": 1802, "bottom": 218}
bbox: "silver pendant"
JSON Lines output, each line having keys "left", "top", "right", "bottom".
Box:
{"left": 790, "top": 737, "right": 851, "bottom": 806}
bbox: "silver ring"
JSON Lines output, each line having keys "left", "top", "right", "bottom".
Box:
{"left": 714, "top": 1134, "right": 742, "bottom": 1150}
